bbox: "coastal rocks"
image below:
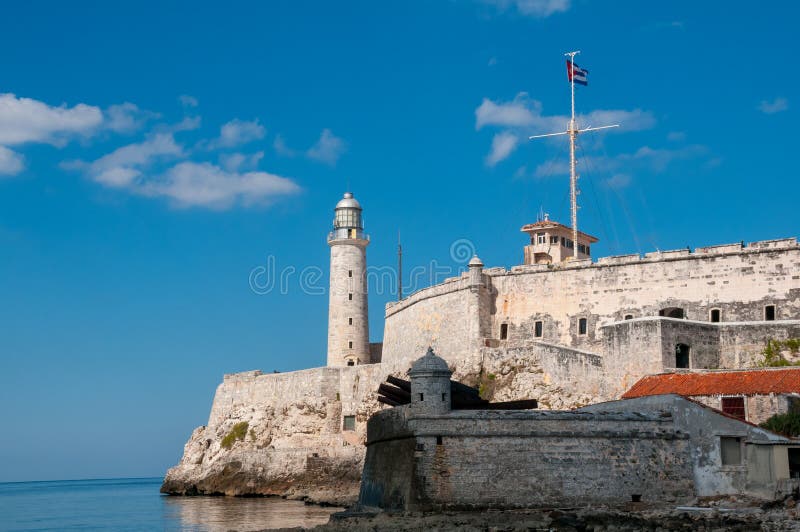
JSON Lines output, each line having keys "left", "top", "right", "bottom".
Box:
{"left": 163, "top": 351, "right": 604, "bottom": 504}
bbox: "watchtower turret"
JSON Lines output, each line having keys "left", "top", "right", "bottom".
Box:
{"left": 409, "top": 347, "right": 452, "bottom": 415}
{"left": 327, "top": 192, "right": 370, "bottom": 367}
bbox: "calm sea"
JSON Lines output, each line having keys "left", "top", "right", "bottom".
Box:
{"left": 0, "top": 478, "right": 341, "bottom": 531}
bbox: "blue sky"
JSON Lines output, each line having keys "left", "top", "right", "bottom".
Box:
{"left": 0, "top": 0, "right": 797, "bottom": 482}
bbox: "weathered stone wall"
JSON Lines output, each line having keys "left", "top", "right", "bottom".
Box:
{"left": 382, "top": 277, "right": 479, "bottom": 375}
{"left": 359, "top": 407, "right": 694, "bottom": 510}
{"left": 689, "top": 393, "right": 795, "bottom": 426}
{"left": 381, "top": 239, "right": 800, "bottom": 400}
{"left": 163, "top": 364, "right": 385, "bottom": 504}
{"left": 581, "top": 395, "right": 794, "bottom": 498}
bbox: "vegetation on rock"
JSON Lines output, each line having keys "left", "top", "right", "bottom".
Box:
{"left": 221, "top": 421, "right": 249, "bottom": 449}
{"left": 756, "top": 339, "right": 800, "bottom": 367}
{"left": 759, "top": 411, "right": 800, "bottom": 437}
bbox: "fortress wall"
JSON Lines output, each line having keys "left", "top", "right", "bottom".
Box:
{"left": 382, "top": 278, "right": 477, "bottom": 373}
{"left": 478, "top": 343, "right": 603, "bottom": 408}
{"left": 164, "top": 363, "right": 386, "bottom": 501}
{"left": 602, "top": 319, "right": 666, "bottom": 397}
{"left": 486, "top": 244, "right": 800, "bottom": 351}
{"left": 361, "top": 408, "right": 694, "bottom": 510}
{"left": 718, "top": 321, "right": 800, "bottom": 368}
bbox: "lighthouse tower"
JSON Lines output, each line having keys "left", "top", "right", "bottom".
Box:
{"left": 327, "top": 192, "right": 370, "bottom": 367}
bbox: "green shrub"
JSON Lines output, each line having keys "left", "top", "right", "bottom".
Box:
{"left": 760, "top": 411, "right": 800, "bottom": 438}
{"left": 756, "top": 339, "right": 800, "bottom": 367}
{"left": 221, "top": 421, "right": 249, "bottom": 449}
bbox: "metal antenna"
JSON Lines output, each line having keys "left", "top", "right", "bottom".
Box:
{"left": 397, "top": 230, "right": 403, "bottom": 301}
{"left": 529, "top": 51, "right": 619, "bottom": 259}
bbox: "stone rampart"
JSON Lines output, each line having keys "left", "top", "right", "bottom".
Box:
{"left": 359, "top": 406, "right": 694, "bottom": 510}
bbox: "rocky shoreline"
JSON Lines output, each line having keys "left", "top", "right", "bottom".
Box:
{"left": 267, "top": 497, "right": 800, "bottom": 531}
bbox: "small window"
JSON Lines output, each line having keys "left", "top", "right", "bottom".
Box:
{"left": 720, "top": 437, "right": 742, "bottom": 465}
{"left": 436, "top": 436, "right": 443, "bottom": 445}
{"left": 537, "top": 233, "right": 546, "bottom": 244}
{"left": 550, "top": 236, "right": 559, "bottom": 245}
{"left": 585, "top": 246, "right": 590, "bottom": 256}
{"left": 624, "top": 314, "right": 633, "bottom": 320}
{"left": 441, "top": 393, "right": 446, "bottom": 401}
{"left": 348, "top": 270, "right": 353, "bottom": 278}
{"left": 721, "top": 396, "right": 745, "bottom": 420}
{"left": 348, "top": 293, "right": 353, "bottom": 301}
{"left": 578, "top": 318, "right": 587, "bottom": 335}
{"left": 561, "top": 237, "right": 566, "bottom": 245}
{"left": 500, "top": 323, "right": 508, "bottom": 340}
{"left": 342, "top": 415, "right": 356, "bottom": 431}
{"left": 765, "top": 305, "right": 776, "bottom": 321}
{"left": 349, "top": 317, "right": 353, "bottom": 325}
{"left": 710, "top": 309, "right": 721, "bottom": 323}
{"left": 346, "top": 360, "right": 354, "bottom": 367}
{"left": 348, "top": 341, "right": 353, "bottom": 349}
{"left": 675, "top": 343, "right": 690, "bottom": 368}
{"left": 789, "top": 449, "right": 800, "bottom": 479}
{"left": 418, "top": 393, "right": 424, "bottom": 401}
{"left": 415, "top": 443, "right": 425, "bottom": 451}
{"left": 534, "top": 321, "right": 543, "bottom": 338}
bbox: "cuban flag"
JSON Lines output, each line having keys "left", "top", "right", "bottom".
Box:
{"left": 566, "top": 60, "right": 588, "bottom": 86}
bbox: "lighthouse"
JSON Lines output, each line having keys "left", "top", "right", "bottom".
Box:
{"left": 327, "top": 192, "right": 370, "bottom": 366}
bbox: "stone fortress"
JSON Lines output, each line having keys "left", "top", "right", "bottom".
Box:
{"left": 162, "top": 191, "right": 800, "bottom": 504}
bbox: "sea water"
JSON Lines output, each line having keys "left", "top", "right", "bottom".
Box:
{"left": 0, "top": 478, "right": 340, "bottom": 531}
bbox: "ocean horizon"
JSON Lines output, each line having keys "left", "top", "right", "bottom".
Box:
{"left": 0, "top": 477, "right": 340, "bottom": 531}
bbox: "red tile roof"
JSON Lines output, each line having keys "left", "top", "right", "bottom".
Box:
{"left": 622, "top": 368, "right": 800, "bottom": 399}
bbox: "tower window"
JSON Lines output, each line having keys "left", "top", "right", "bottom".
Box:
{"left": 436, "top": 436, "right": 443, "bottom": 445}
{"left": 710, "top": 309, "right": 721, "bottom": 323}
{"left": 675, "top": 343, "right": 690, "bottom": 368}
{"left": 348, "top": 270, "right": 353, "bottom": 278}
{"left": 537, "top": 233, "right": 546, "bottom": 244}
{"left": 348, "top": 293, "right": 353, "bottom": 301}
{"left": 342, "top": 415, "right": 356, "bottom": 431}
{"left": 418, "top": 393, "right": 424, "bottom": 401}
{"left": 347, "top": 360, "right": 354, "bottom": 366}
{"left": 578, "top": 318, "right": 587, "bottom": 335}
{"left": 349, "top": 317, "right": 353, "bottom": 325}
{"left": 765, "top": 305, "right": 776, "bottom": 321}
{"left": 534, "top": 321, "right": 543, "bottom": 338}
{"left": 348, "top": 341, "right": 353, "bottom": 349}
{"left": 441, "top": 393, "right": 446, "bottom": 401}
{"left": 500, "top": 323, "right": 508, "bottom": 340}
{"left": 550, "top": 236, "right": 559, "bottom": 245}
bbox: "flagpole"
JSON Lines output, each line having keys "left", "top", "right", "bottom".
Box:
{"left": 528, "top": 52, "right": 619, "bottom": 262}
{"left": 566, "top": 50, "right": 580, "bottom": 259}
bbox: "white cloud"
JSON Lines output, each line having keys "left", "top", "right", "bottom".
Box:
{"left": 220, "top": 151, "right": 264, "bottom": 172}
{"left": 66, "top": 132, "right": 300, "bottom": 209}
{"left": 306, "top": 129, "right": 346, "bottom": 166}
{"left": 603, "top": 173, "right": 631, "bottom": 189}
{"left": 179, "top": 95, "right": 199, "bottom": 108}
{"left": 475, "top": 92, "right": 656, "bottom": 165}
{"left": 0, "top": 146, "right": 24, "bottom": 176}
{"left": 0, "top": 93, "right": 103, "bottom": 145}
{"left": 139, "top": 161, "right": 300, "bottom": 209}
{"left": 758, "top": 97, "right": 788, "bottom": 114}
{"left": 213, "top": 119, "right": 265, "bottom": 148}
{"left": 273, "top": 134, "right": 297, "bottom": 157}
{"left": 476, "top": 93, "right": 655, "bottom": 134}
{"left": 105, "top": 103, "right": 158, "bottom": 134}
{"left": 486, "top": 132, "right": 519, "bottom": 166}
{"left": 484, "top": 0, "right": 570, "bottom": 17}
{"left": 667, "top": 131, "right": 686, "bottom": 142}
{"left": 534, "top": 144, "right": 709, "bottom": 178}
{"left": 63, "top": 133, "right": 184, "bottom": 188}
